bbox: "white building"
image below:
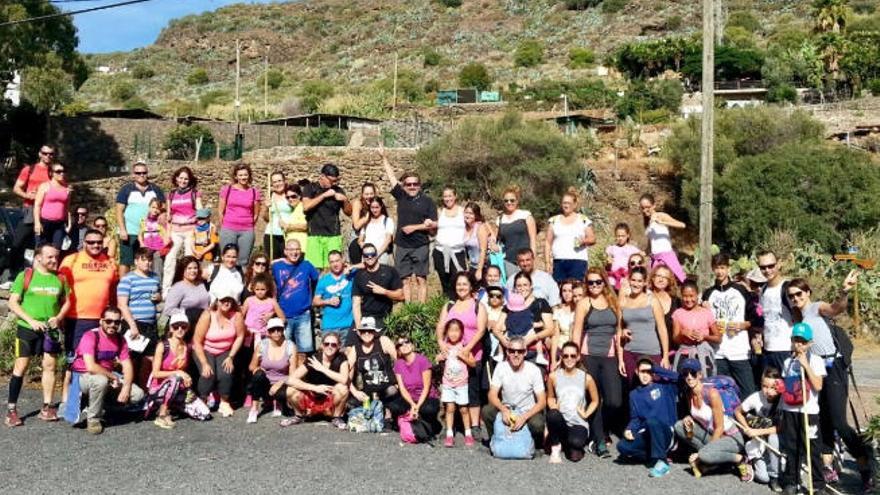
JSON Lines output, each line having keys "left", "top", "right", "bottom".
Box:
{"left": 4, "top": 71, "right": 21, "bottom": 106}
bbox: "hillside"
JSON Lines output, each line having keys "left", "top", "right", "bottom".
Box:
{"left": 75, "top": 0, "right": 811, "bottom": 119}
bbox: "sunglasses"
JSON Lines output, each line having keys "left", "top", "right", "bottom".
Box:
{"left": 561, "top": 353, "right": 578, "bottom": 359}
{"left": 103, "top": 319, "right": 122, "bottom": 326}
{"left": 40, "top": 151, "right": 55, "bottom": 156}
{"left": 362, "top": 252, "right": 378, "bottom": 259}
{"left": 286, "top": 194, "right": 300, "bottom": 199}
{"left": 323, "top": 341, "right": 340, "bottom": 348}
{"left": 759, "top": 263, "right": 776, "bottom": 271}
{"left": 396, "top": 339, "right": 411, "bottom": 348}
{"left": 637, "top": 368, "right": 653, "bottom": 374}
{"left": 253, "top": 261, "right": 268, "bottom": 267}
{"left": 53, "top": 169, "right": 65, "bottom": 174}
{"left": 507, "top": 348, "right": 526, "bottom": 355}
{"left": 503, "top": 198, "right": 517, "bottom": 204}
{"left": 84, "top": 240, "right": 103, "bottom": 245}
{"left": 586, "top": 279, "right": 604, "bottom": 287}
{"left": 133, "top": 171, "right": 148, "bottom": 176}
{"left": 267, "top": 327, "right": 284, "bottom": 333}
{"left": 403, "top": 181, "right": 420, "bottom": 187}
{"left": 629, "top": 260, "right": 642, "bottom": 267}
{"left": 788, "top": 290, "right": 805, "bottom": 299}
{"left": 170, "top": 323, "right": 189, "bottom": 330}
{"left": 488, "top": 293, "right": 503, "bottom": 299}
{"left": 683, "top": 369, "right": 700, "bottom": 378}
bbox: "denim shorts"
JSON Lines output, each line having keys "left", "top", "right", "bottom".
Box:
{"left": 285, "top": 312, "right": 314, "bottom": 353}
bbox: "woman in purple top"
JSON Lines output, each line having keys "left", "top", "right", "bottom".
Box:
{"left": 246, "top": 318, "right": 296, "bottom": 423}
{"left": 392, "top": 335, "right": 441, "bottom": 436}
{"left": 218, "top": 163, "right": 262, "bottom": 267}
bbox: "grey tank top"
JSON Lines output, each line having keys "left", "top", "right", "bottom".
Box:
{"left": 555, "top": 368, "right": 591, "bottom": 429}
{"left": 583, "top": 307, "right": 618, "bottom": 357}
{"left": 623, "top": 304, "right": 661, "bottom": 355}
{"left": 499, "top": 217, "right": 529, "bottom": 263}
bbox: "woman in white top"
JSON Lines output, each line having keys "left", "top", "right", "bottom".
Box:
{"left": 261, "top": 171, "right": 291, "bottom": 260}
{"left": 545, "top": 187, "right": 596, "bottom": 283}
{"left": 639, "top": 193, "right": 687, "bottom": 283}
{"left": 432, "top": 186, "right": 467, "bottom": 299}
{"left": 358, "top": 197, "right": 394, "bottom": 266}
{"left": 207, "top": 244, "right": 245, "bottom": 303}
{"left": 497, "top": 184, "right": 537, "bottom": 278}
{"left": 550, "top": 279, "right": 581, "bottom": 370}
{"left": 348, "top": 182, "right": 377, "bottom": 263}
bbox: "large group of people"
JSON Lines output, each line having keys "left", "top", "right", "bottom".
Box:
{"left": 2, "top": 144, "right": 874, "bottom": 494}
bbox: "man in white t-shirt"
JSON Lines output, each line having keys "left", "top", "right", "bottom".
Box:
{"left": 481, "top": 336, "right": 546, "bottom": 446}
{"left": 757, "top": 251, "right": 793, "bottom": 373}
{"left": 505, "top": 249, "right": 560, "bottom": 306}
{"left": 777, "top": 322, "right": 826, "bottom": 494}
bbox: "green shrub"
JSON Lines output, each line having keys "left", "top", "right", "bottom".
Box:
{"left": 375, "top": 69, "right": 425, "bottom": 103}
{"left": 514, "top": 78, "right": 617, "bottom": 109}
{"left": 383, "top": 297, "right": 446, "bottom": 360}
{"left": 0, "top": 316, "right": 17, "bottom": 374}
{"left": 766, "top": 83, "right": 798, "bottom": 103}
{"left": 728, "top": 10, "right": 761, "bottom": 33}
{"left": 568, "top": 47, "right": 596, "bottom": 69}
{"left": 563, "top": 0, "right": 601, "bottom": 9}
{"left": 199, "top": 89, "right": 231, "bottom": 110}
{"left": 423, "top": 49, "right": 442, "bottom": 67}
{"left": 163, "top": 124, "right": 216, "bottom": 160}
{"left": 616, "top": 79, "right": 682, "bottom": 121}
{"left": 601, "top": 0, "right": 628, "bottom": 13}
{"left": 458, "top": 62, "right": 492, "bottom": 90}
{"left": 424, "top": 78, "right": 440, "bottom": 94}
{"left": 131, "top": 65, "right": 155, "bottom": 79}
{"left": 415, "top": 112, "right": 580, "bottom": 220}
{"left": 265, "top": 69, "right": 284, "bottom": 90}
{"left": 298, "top": 80, "right": 335, "bottom": 113}
{"left": 437, "top": 0, "right": 462, "bottom": 7}
{"left": 869, "top": 78, "right": 880, "bottom": 95}
{"left": 296, "top": 125, "right": 346, "bottom": 146}
{"left": 186, "top": 68, "right": 209, "bottom": 85}
{"left": 514, "top": 40, "right": 545, "bottom": 67}
{"left": 851, "top": 0, "right": 877, "bottom": 14}
{"left": 665, "top": 15, "right": 683, "bottom": 30}
{"left": 110, "top": 80, "right": 136, "bottom": 103}
{"left": 122, "top": 97, "right": 150, "bottom": 110}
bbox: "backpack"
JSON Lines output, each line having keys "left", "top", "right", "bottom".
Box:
{"left": 701, "top": 375, "right": 742, "bottom": 417}
{"left": 490, "top": 409, "right": 535, "bottom": 459}
{"left": 777, "top": 359, "right": 806, "bottom": 407}
{"left": 825, "top": 317, "right": 853, "bottom": 370}
{"left": 397, "top": 411, "right": 434, "bottom": 444}
{"left": 347, "top": 398, "right": 384, "bottom": 433}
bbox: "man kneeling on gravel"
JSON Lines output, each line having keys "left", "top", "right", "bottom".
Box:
{"left": 64, "top": 306, "right": 145, "bottom": 434}
{"left": 282, "top": 332, "right": 350, "bottom": 429}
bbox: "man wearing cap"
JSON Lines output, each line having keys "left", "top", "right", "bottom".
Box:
{"left": 313, "top": 250, "right": 355, "bottom": 344}
{"left": 273, "top": 238, "right": 320, "bottom": 366}
{"left": 285, "top": 331, "right": 350, "bottom": 428}
{"left": 352, "top": 243, "right": 404, "bottom": 345}
{"left": 756, "top": 251, "right": 793, "bottom": 373}
{"left": 115, "top": 160, "right": 165, "bottom": 277}
{"left": 778, "top": 322, "right": 826, "bottom": 494}
{"left": 301, "top": 163, "right": 351, "bottom": 270}
{"left": 346, "top": 316, "right": 399, "bottom": 410}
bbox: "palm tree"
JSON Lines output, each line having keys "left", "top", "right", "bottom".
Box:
{"left": 813, "top": 0, "right": 850, "bottom": 34}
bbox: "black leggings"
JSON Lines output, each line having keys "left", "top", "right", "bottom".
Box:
{"left": 547, "top": 409, "right": 590, "bottom": 457}
{"left": 432, "top": 249, "right": 467, "bottom": 300}
{"left": 819, "top": 358, "right": 869, "bottom": 460}
{"left": 584, "top": 355, "right": 623, "bottom": 445}
{"left": 247, "top": 369, "right": 288, "bottom": 404}
{"left": 196, "top": 351, "right": 234, "bottom": 399}
{"left": 386, "top": 396, "right": 443, "bottom": 435}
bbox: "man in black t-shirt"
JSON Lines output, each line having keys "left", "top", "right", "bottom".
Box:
{"left": 302, "top": 163, "right": 352, "bottom": 270}
{"left": 352, "top": 243, "right": 404, "bottom": 339}
{"left": 285, "top": 332, "right": 350, "bottom": 428}
{"left": 379, "top": 147, "right": 437, "bottom": 303}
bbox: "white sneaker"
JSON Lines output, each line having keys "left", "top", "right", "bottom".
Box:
{"left": 247, "top": 409, "right": 259, "bottom": 424}
{"left": 271, "top": 404, "right": 282, "bottom": 417}
{"left": 0, "top": 281, "right": 12, "bottom": 291}
{"left": 535, "top": 352, "right": 549, "bottom": 366}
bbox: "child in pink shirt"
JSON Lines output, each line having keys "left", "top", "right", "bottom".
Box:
{"left": 671, "top": 281, "right": 720, "bottom": 375}
{"left": 437, "top": 318, "right": 476, "bottom": 448}
{"left": 605, "top": 223, "right": 642, "bottom": 290}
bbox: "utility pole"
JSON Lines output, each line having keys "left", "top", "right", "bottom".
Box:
{"left": 264, "top": 44, "right": 270, "bottom": 118}
{"left": 698, "top": 0, "right": 715, "bottom": 289}
{"left": 234, "top": 39, "right": 241, "bottom": 130}
{"left": 392, "top": 51, "right": 399, "bottom": 118}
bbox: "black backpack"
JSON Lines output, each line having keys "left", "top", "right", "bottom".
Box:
{"left": 410, "top": 417, "right": 434, "bottom": 443}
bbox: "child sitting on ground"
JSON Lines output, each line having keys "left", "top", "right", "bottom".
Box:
{"left": 735, "top": 367, "right": 783, "bottom": 491}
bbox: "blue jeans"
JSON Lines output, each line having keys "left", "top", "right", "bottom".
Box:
{"left": 285, "top": 312, "right": 314, "bottom": 353}
{"left": 617, "top": 418, "right": 675, "bottom": 463}
{"left": 552, "top": 259, "right": 587, "bottom": 283}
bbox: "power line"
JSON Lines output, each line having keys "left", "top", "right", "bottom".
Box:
{"left": 0, "top": 0, "right": 156, "bottom": 27}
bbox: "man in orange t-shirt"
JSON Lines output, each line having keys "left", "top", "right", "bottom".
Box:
{"left": 5, "top": 145, "right": 55, "bottom": 284}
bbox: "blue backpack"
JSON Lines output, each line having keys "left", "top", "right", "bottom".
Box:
{"left": 701, "top": 375, "right": 742, "bottom": 417}
{"left": 347, "top": 399, "right": 384, "bottom": 433}
{"left": 490, "top": 410, "right": 535, "bottom": 459}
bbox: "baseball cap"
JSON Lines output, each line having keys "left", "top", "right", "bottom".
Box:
{"left": 745, "top": 267, "right": 767, "bottom": 284}
{"left": 320, "top": 163, "right": 340, "bottom": 177}
{"left": 214, "top": 287, "right": 240, "bottom": 303}
{"left": 169, "top": 312, "right": 189, "bottom": 326}
{"left": 266, "top": 317, "right": 285, "bottom": 330}
{"left": 792, "top": 322, "right": 813, "bottom": 342}
{"left": 679, "top": 358, "right": 702, "bottom": 373}
{"left": 357, "top": 316, "right": 380, "bottom": 332}
{"left": 196, "top": 208, "right": 211, "bottom": 218}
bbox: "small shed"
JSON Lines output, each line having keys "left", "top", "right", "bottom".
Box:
{"left": 252, "top": 113, "right": 382, "bottom": 130}
{"left": 436, "top": 89, "right": 503, "bottom": 106}
{"left": 80, "top": 108, "right": 165, "bottom": 120}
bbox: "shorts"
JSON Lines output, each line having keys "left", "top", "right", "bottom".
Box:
{"left": 15, "top": 325, "right": 60, "bottom": 358}
{"left": 64, "top": 318, "right": 100, "bottom": 363}
{"left": 305, "top": 235, "right": 343, "bottom": 269}
{"left": 297, "top": 390, "right": 336, "bottom": 416}
{"left": 285, "top": 312, "right": 314, "bottom": 353}
{"left": 440, "top": 384, "right": 469, "bottom": 405}
{"left": 394, "top": 244, "right": 430, "bottom": 278}
{"left": 119, "top": 235, "right": 140, "bottom": 266}
{"left": 552, "top": 259, "right": 588, "bottom": 283}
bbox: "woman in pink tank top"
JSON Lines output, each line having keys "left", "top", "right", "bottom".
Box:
{"left": 193, "top": 294, "right": 245, "bottom": 417}
{"left": 33, "top": 163, "right": 71, "bottom": 250}
{"left": 435, "top": 272, "right": 487, "bottom": 433}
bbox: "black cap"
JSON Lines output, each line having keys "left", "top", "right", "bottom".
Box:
{"left": 320, "top": 163, "right": 340, "bottom": 177}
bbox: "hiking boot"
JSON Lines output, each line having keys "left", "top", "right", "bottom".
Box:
{"left": 649, "top": 460, "right": 671, "bottom": 478}
{"left": 39, "top": 405, "right": 59, "bottom": 422}
{"left": 86, "top": 419, "right": 103, "bottom": 434}
{"left": 331, "top": 417, "right": 347, "bottom": 430}
{"left": 769, "top": 478, "right": 783, "bottom": 493}
{"left": 5, "top": 409, "right": 22, "bottom": 427}
{"left": 737, "top": 462, "right": 755, "bottom": 482}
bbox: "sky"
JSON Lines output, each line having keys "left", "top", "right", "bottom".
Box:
{"left": 65, "top": 0, "right": 285, "bottom": 53}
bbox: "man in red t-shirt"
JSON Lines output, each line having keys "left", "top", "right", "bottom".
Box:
{"left": 5, "top": 145, "right": 55, "bottom": 285}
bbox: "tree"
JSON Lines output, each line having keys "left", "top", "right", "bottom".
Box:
{"left": 813, "top": 0, "right": 850, "bottom": 34}
{"left": 110, "top": 80, "right": 136, "bottom": 103}
{"left": 616, "top": 79, "right": 683, "bottom": 121}
{"left": 298, "top": 80, "right": 335, "bottom": 113}
{"left": 131, "top": 65, "right": 155, "bottom": 79}
{"left": 514, "top": 40, "right": 545, "bottom": 67}
{"left": 265, "top": 69, "right": 284, "bottom": 90}
{"left": 20, "top": 54, "right": 73, "bottom": 116}
{"left": 458, "top": 63, "right": 492, "bottom": 90}
{"left": 163, "top": 124, "right": 215, "bottom": 160}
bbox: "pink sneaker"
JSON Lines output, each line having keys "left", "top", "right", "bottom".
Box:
{"left": 464, "top": 435, "right": 475, "bottom": 447}
{"left": 444, "top": 436, "right": 454, "bottom": 448}
{"left": 243, "top": 395, "right": 253, "bottom": 409}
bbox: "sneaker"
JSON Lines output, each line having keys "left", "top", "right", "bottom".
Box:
{"left": 331, "top": 417, "right": 347, "bottom": 430}
{"left": 464, "top": 435, "right": 475, "bottom": 447}
{"left": 247, "top": 409, "right": 259, "bottom": 424}
{"left": 769, "top": 478, "right": 783, "bottom": 493}
{"left": 280, "top": 415, "right": 303, "bottom": 427}
{"left": 86, "top": 419, "right": 103, "bottom": 434}
{"left": 444, "top": 436, "right": 454, "bottom": 448}
{"left": 218, "top": 401, "right": 234, "bottom": 418}
{"left": 243, "top": 395, "right": 253, "bottom": 409}
{"left": 549, "top": 445, "right": 563, "bottom": 464}
{"left": 737, "top": 462, "right": 754, "bottom": 482}
{"left": 596, "top": 444, "right": 611, "bottom": 459}
{"left": 39, "top": 405, "right": 59, "bottom": 422}
{"left": 207, "top": 392, "right": 218, "bottom": 410}
{"left": 649, "top": 460, "right": 671, "bottom": 478}
{"left": 153, "top": 416, "right": 175, "bottom": 429}
{"left": 271, "top": 400, "right": 283, "bottom": 417}
{"left": 5, "top": 409, "right": 22, "bottom": 427}
{"left": 0, "top": 281, "right": 13, "bottom": 291}
{"left": 822, "top": 465, "right": 839, "bottom": 484}
{"left": 471, "top": 425, "right": 482, "bottom": 441}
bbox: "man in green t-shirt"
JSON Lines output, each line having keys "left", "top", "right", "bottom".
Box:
{"left": 5, "top": 244, "right": 70, "bottom": 427}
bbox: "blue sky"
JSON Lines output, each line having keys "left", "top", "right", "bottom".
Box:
{"left": 66, "top": 0, "right": 285, "bottom": 53}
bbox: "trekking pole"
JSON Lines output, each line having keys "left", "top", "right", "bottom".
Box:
{"left": 267, "top": 170, "right": 274, "bottom": 261}
{"left": 802, "top": 367, "right": 814, "bottom": 495}
{"left": 848, "top": 366, "right": 871, "bottom": 429}
{"left": 730, "top": 418, "right": 785, "bottom": 458}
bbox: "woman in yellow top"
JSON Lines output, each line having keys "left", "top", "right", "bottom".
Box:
{"left": 280, "top": 184, "right": 308, "bottom": 254}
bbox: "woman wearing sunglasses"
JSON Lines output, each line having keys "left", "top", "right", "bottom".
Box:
{"left": 241, "top": 253, "right": 270, "bottom": 300}
{"left": 618, "top": 253, "right": 648, "bottom": 297}
{"left": 91, "top": 216, "right": 118, "bottom": 258}
{"left": 547, "top": 341, "right": 600, "bottom": 463}
{"left": 33, "top": 163, "right": 71, "bottom": 250}
{"left": 391, "top": 334, "right": 442, "bottom": 437}
{"left": 619, "top": 266, "right": 670, "bottom": 382}
{"left": 787, "top": 272, "right": 872, "bottom": 487}
{"left": 245, "top": 318, "right": 296, "bottom": 424}
{"left": 570, "top": 267, "right": 623, "bottom": 459}
{"left": 192, "top": 289, "right": 246, "bottom": 417}
{"left": 285, "top": 332, "right": 350, "bottom": 428}
{"left": 674, "top": 358, "right": 751, "bottom": 482}
{"left": 496, "top": 185, "right": 536, "bottom": 278}
{"left": 280, "top": 183, "right": 308, "bottom": 258}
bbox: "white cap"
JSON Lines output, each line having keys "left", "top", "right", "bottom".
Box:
{"left": 169, "top": 312, "right": 189, "bottom": 326}
{"left": 266, "top": 317, "right": 285, "bottom": 330}
{"left": 357, "top": 316, "right": 380, "bottom": 332}
{"left": 214, "top": 287, "right": 240, "bottom": 303}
